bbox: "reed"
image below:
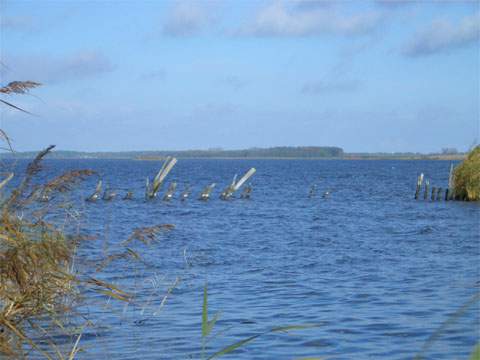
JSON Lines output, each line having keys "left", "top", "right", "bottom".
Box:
{"left": 0, "top": 81, "right": 41, "bottom": 114}
{"left": 0, "top": 143, "right": 131, "bottom": 358}
{"left": 201, "top": 283, "right": 323, "bottom": 360}
{"left": 452, "top": 146, "right": 480, "bottom": 201}
{"left": 0, "top": 79, "right": 183, "bottom": 358}
{"left": 0, "top": 143, "right": 154, "bottom": 358}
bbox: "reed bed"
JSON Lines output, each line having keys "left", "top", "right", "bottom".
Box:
{"left": 0, "top": 144, "right": 155, "bottom": 358}
{"left": 0, "top": 80, "right": 181, "bottom": 358}
{"left": 452, "top": 146, "right": 480, "bottom": 201}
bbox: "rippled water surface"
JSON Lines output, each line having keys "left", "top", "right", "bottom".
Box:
{"left": 11, "top": 159, "right": 480, "bottom": 359}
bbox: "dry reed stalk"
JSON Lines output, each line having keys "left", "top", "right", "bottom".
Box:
{"left": 123, "top": 224, "right": 175, "bottom": 246}
{"left": 0, "top": 145, "right": 128, "bottom": 358}
{"left": 0, "top": 81, "right": 42, "bottom": 94}
{"left": 0, "top": 81, "right": 42, "bottom": 114}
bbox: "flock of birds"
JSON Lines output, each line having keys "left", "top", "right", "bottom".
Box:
{"left": 85, "top": 157, "right": 256, "bottom": 203}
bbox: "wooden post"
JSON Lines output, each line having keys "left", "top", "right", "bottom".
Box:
{"left": 431, "top": 186, "right": 436, "bottom": 201}
{"left": 123, "top": 190, "right": 134, "bottom": 200}
{"left": 181, "top": 185, "right": 191, "bottom": 201}
{"left": 163, "top": 182, "right": 177, "bottom": 201}
{"left": 436, "top": 187, "right": 442, "bottom": 201}
{"left": 448, "top": 163, "right": 455, "bottom": 200}
{"left": 415, "top": 173, "right": 424, "bottom": 200}
{"left": 241, "top": 185, "right": 252, "bottom": 199}
{"left": 199, "top": 183, "right": 216, "bottom": 201}
{"left": 102, "top": 186, "right": 117, "bottom": 201}
{"left": 424, "top": 180, "right": 429, "bottom": 200}
{"left": 221, "top": 168, "right": 256, "bottom": 200}
{"left": 86, "top": 180, "right": 102, "bottom": 202}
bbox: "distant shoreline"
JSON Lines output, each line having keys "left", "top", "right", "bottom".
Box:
{"left": 0, "top": 146, "right": 466, "bottom": 161}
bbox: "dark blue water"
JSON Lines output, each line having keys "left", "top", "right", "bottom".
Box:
{"left": 6, "top": 159, "right": 480, "bottom": 359}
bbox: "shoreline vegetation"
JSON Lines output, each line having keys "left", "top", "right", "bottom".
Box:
{"left": 452, "top": 146, "right": 479, "bottom": 201}
{"left": 0, "top": 147, "right": 467, "bottom": 161}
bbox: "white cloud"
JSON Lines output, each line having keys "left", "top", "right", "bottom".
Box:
{"left": 239, "top": 1, "right": 384, "bottom": 37}
{"left": 162, "top": 1, "right": 215, "bottom": 36}
{"left": 403, "top": 12, "right": 480, "bottom": 57}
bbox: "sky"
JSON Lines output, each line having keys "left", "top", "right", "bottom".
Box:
{"left": 0, "top": 0, "right": 479, "bottom": 153}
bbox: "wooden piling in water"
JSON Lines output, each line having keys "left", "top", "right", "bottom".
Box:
{"left": 123, "top": 190, "right": 134, "bottom": 200}
{"left": 240, "top": 185, "right": 252, "bottom": 199}
{"left": 86, "top": 180, "right": 102, "bottom": 202}
{"left": 447, "top": 163, "right": 455, "bottom": 200}
{"left": 431, "top": 186, "right": 436, "bottom": 201}
{"left": 415, "top": 173, "right": 424, "bottom": 200}
{"left": 180, "top": 185, "right": 191, "bottom": 201}
{"left": 199, "top": 183, "right": 216, "bottom": 201}
{"left": 424, "top": 180, "right": 429, "bottom": 200}
{"left": 163, "top": 182, "right": 177, "bottom": 201}
{"left": 436, "top": 187, "right": 442, "bottom": 201}
{"left": 445, "top": 188, "right": 449, "bottom": 201}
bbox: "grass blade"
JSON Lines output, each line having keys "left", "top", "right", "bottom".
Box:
{"left": 470, "top": 344, "right": 480, "bottom": 360}
{"left": 202, "top": 283, "right": 208, "bottom": 338}
{"left": 207, "top": 334, "right": 262, "bottom": 359}
{"left": 207, "top": 323, "right": 323, "bottom": 359}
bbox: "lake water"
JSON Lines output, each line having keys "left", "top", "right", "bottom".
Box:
{"left": 6, "top": 159, "right": 480, "bottom": 359}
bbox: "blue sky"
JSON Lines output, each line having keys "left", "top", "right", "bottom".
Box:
{"left": 0, "top": 0, "right": 479, "bottom": 153}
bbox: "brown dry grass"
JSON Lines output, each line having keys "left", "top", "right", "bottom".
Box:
{"left": 453, "top": 146, "right": 480, "bottom": 201}
{"left": 0, "top": 81, "right": 42, "bottom": 114}
{"left": 0, "top": 145, "right": 134, "bottom": 358}
{"left": 0, "top": 80, "right": 177, "bottom": 358}
{"left": 0, "top": 145, "right": 92, "bottom": 358}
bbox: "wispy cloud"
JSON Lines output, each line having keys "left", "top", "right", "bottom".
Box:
{"left": 301, "top": 79, "right": 360, "bottom": 95}
{"left": 239, "top": 1, "right": 384, "bottom": 37}
{"left": 220, "top": 75, "right": 247, "bottom": 91}
{"left": 403, "top": 12, "right": 480, "bottom": 57}
{"left": 0, "top": 15, "right": 37, "bottom": 31}
{"left": 292, "top": 0, "right": 335, "bottom": 11}
{"left": 162, "top": 1, "right": 216, "bottom": 36}
{"left": 2, "top": 51, "right": 114, "bottom": 84}
{"left": 139, "top": 69, "right": 166, "bottom": 81}
{"left": 374, "top": 0, "right": 415, "bottom": 8}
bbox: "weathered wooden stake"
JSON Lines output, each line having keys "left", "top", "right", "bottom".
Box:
{"left": 445, "top": 188, "right": 449, "bottom": 201}
{"left": 199, "top": 183, "right": 216, "bottom": 201}
{"left": 414, "top": 173, "right": 424, "bottom": 200}
{"left": 424, "top": 180, "right": 429, "bottom": 200}
{"left": 450, "top": 189, "right": 455, "bottom": 201}
{"left": 240, "top": 184, "right": 252, "bottom": 199}
{"left": 102, "top": 186, "right": 117, "bottom": 201}
{"left": 163, "top": 182, "right": 177, "bottom": 201}
{"left": 180, "top": 185, "right": 191, "bottom": 201}
{"left": 86, "top": 180, "right": 102, "bottom": 202}
{"left": 431, "top": 186, "right": 436, "bottom": 201}
{"left": 436, "top": 187, "right": 442, "bottom": 201}
{"left": 123, "top": 190, "right": 134, "bottom": 200}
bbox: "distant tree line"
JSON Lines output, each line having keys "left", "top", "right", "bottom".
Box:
{"left": 0, "top": 146, "right": 345, "bottom": 159}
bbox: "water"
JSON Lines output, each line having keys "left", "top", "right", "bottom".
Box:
{"left": 5, "top": 159, "right": 480, "bottom": 359}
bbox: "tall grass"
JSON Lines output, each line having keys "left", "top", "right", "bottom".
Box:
{"left": 0, "top": 81, "right": 138, "bottom": 358}
{"left": 452, "top": 146, "right": 480, "bottom": 201}
{"left": 0, "top": 144, "right": 133, "bottom": 358}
